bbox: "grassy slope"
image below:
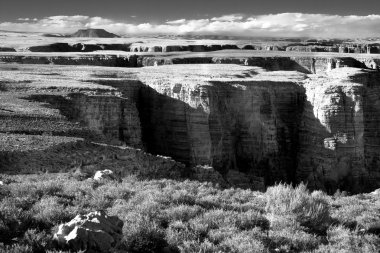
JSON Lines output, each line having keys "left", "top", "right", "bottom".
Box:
{"left": 0, "top": 174, "right": 378, "bottom": 253}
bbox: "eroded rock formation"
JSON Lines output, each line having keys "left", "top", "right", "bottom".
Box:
{"left": 69, "top": 28, "right": 120, "bottom": 38}
{"left": 1, "top": 62, "right": 380, "bottom": 193}
{"left": 298, "top": 68, "right": 380, "bottom": 192}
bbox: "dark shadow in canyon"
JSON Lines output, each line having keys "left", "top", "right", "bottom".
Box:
{"left": 19, "top": 77, "right": 380, "bottom": 193}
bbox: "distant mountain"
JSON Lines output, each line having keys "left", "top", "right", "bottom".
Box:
{"left": 69, "top": 29, "right": 120, "bottom": 38}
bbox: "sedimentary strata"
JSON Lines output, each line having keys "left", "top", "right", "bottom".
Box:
{"left": 1, "top": 58, "right": 380, "bottom": 192}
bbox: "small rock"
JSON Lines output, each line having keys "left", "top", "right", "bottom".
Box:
{"left": 54, "top": 211, "right": 123, "bottom": 252}
{"left": 370, "top": 189, "right": 380, "bottom": 195}
{"left": 94, "top": 169, "right": 115, "bottom": 181}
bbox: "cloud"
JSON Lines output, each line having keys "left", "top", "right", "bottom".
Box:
{"left": 166, "top": 19, "right": 187, "bottom": 25}
{"left": 1, "top": 13, "right": 380, "bottom": 38}
{"left": 211, "top": 14, "right": 244, "bottom": 22}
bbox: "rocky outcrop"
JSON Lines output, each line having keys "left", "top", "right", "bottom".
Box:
{"left": 69, "top": 28, "right": 120, "bottom": 38}
{"left": 286, "top": 46, "right": 339, "bottom": 53}
{"left": 298, "top": 68, "right": 380, "bottom": 192}
{"left": 68, "top": 93, "right": 142, "bottom": 146}
{"left": 94, "top": 169, "right": 117, "bottom": 181}
{"left": 27, "top": 43, "right": 127, "bottom": 53}
{"left": 136, "top": 71, "right": 306, "bottom": 188}
{"left": 0, "top": 47, "right": 16, "bottom": 52}
{"left": 130, "top": 44, "right": 241, "bottom": 53}
{"left": 1, "top": 52, "right": 379, "bottom": 75}
{"left": 0, "top": 54, "right": 140, "bottom": 67}
{"left": 28, "top": 43, "right": 74, "bottom": 52}
{"left": 54, "top": 211, "right": 123, "bottom": 252}
{"left": 131, "top": 65, "right": 380, "bottom": 192}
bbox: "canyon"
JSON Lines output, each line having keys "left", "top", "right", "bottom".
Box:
{"left": 1, "top": 47, "right": 380, "bottom": 193}
{"left": 1, "top": 32, "right": 380, "bottom": 193}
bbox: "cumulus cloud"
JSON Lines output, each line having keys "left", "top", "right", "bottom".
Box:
{"left": 211, "top": 14, "right": 244, "bottom": 22}
{"left": 166, "top": 19, "right": 187, "bottom": 25}
{"left": 1, "top": 13, "right": 380, "bottom": 38}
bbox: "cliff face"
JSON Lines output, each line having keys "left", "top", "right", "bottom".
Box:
{"left": 131, "top": 66, "right": 380, "bottom": 192}
{"left": 298, "top": 68, "right": 380, "bottom": 192}
{"left": 0, "top": 55, "right": 139, "bottom": 67}
{"left": 134, "top": 67, "right": 306, "bottom": 188}
{"left": 1, "top": 52, "right": 379, "bottom": 75}
{"left": 68, "top": 94, "right": 142, "bottom": 147}
{"left": 2, "top": 62, "right": 380, "bottom": 192}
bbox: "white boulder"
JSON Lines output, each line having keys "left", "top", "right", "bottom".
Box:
{"left": 54, "top": 211, "right": 123, "bottom": 252}
{"left": 93, "top": 169, "right": 115, "bottom": 181}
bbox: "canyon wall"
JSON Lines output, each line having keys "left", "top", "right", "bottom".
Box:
{"left": 298, "top": 69, "right": 380, "bottom": 192}
{"left": 2, "top": 54, "right": 379, "bottom": 74}
{"left": 2, "top": 62, "right": 380, "bottom": 192}
{"left": 131, "top": 73, "right": 305, "bottom": 188}
{"left": 68, "top": 93, "right": 142, "bottom": 147}
{"left": 126, "top": 67, "right": 380, "bottom": 192}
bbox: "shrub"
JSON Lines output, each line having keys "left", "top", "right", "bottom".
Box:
{"left": 0, "top": 197, "right": 33, "bottom": 242}
{"left": 0, "top": 244, "right": 33, "bottom": 253}
{"left": 31, "top": 196, "right": 73, "bottom": 228}
{"left": 123, "top": 221, "right": 168, "bottom": 253}
{"left": 265, "top": 227, "right": 321, "bottom": 252}
{"left": 265, "top": 183, "right": 330, "bottom": 232}
{"left": 161, "top": 204, "right": 204, "bottom": 224}
{"left": 219, "top": 230, "right": 266, "bottom": 253}
{"left": 207, "top": 226, "right": 240, "bottom": 244}
{"left": 166, "top": 221, "right": 199, "bottom": 247}
{"left": 20, "top": 229, "right": 53, "bottom": 253}
{"left": 330, "top": 195, "right": 380, "bottom": 229}
{"left": 314, "top": 226, "right": 380, "bottom": 253}
{"left": 179, "top": 239, "right": 219, "bottom": 253}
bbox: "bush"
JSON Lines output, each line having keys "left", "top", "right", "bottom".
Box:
{"left": 31, "top": 196, "right": 73, "bottom": 228}
{"left": 123, "top": 221, "right": 168, "bottom": 253}
{"left": 20, "top": 229, "right": 53, "bottom": 253}
{"left": 265, "top": 183, "right": 330, "bottom": 232}
{"left": 265, "top": 227, "right": 321, "bottom": 252}
{"left": 330, "top": 195, "right": 380, "bottom": 230}
{"left": 0, "top": 197, "right": 33, "bottom": 242}
{"left": 219, "top": 230, "right": 266, "bottom": 253}
{"left": 179, "top": 239, "right": 218, "bottom": 253}
{"left": 166, "top": 221, "right": 200, "bottom": 247}
{"left": 314, "top": 226, "right": 380, "bottom": 253}
{"left": 0, "top": 174, "right": 378, "bottom": 252}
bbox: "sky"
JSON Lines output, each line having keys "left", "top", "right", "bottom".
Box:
{"left": 1, "top": 0, "right": 380, "bottom": 38}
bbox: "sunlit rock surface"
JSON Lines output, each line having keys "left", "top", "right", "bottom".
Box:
{"left": 0, "top": 62, "right": 380, "bottom": 192}
{"left": 54, "top": 211, "right": 123, "bottom": 252}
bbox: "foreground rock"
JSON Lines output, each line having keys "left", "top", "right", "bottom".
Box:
{"left": 54, "top": 211, "right": 123, "bottom": 252}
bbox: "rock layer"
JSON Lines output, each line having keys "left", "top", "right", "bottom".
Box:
{"left": 1, "top": 63, "right": 380, "bottom": 192}
{"left": 298, "top": 68, "right": 380, "bottom": 192}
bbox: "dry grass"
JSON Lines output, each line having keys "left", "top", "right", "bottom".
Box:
{"left": 0, "top": 174, "right": 378, "bottom": 252}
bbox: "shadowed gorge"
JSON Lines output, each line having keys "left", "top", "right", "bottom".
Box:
{"left": 1, "top": 63, "right": 380, "bottom": 193}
